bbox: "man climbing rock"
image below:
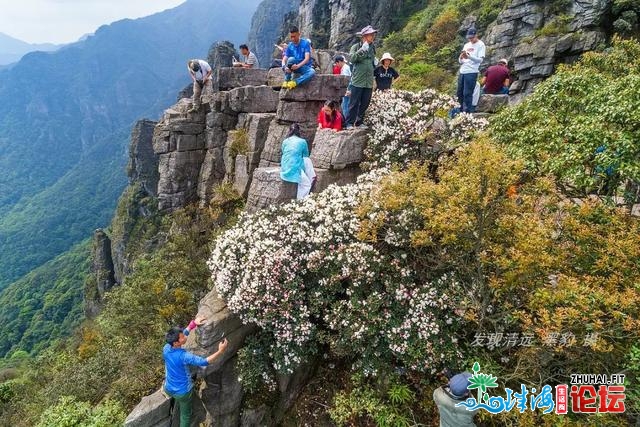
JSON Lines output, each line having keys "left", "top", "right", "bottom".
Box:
{"left": 163, "top": 317, "right": 228, "bottom": 427}
{"left": 347, "top": 25, "right": 378, "bottom": 128}
{"left": 456, "top": 27, "right": 485, "bottom": 113}
{"left": 282, "top": 26, "right": 315, "bottom": 89}
{"left": 187, "top": 58, "right": 212, "bottom": 113}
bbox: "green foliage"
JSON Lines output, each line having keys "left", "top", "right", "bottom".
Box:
{"left": 491, "top": 38, "right": 640, "bottom": 200}
{"left": 535, "top": 14, "right": 573, "bottom": 37}
{"left": 0, "top": 241, "right": 90, "bottom": 358}
{"left": 330, "top": 375, "right": 419, "bottom": 427}
{"left": 228, "top": 128, "right": 250, "bottom": 158}
{"left": 35, "top": 396, "right": 126, "bottom": 427}
{"left": 2, "top": 202, "right": 239, "bottom": 426}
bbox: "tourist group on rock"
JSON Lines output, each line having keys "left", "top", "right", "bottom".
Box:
{"left": 163, "top": 24, "right": 507, "bottom": 427}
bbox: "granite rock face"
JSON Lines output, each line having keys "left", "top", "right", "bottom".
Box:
{"left": 310, "top": 128, "right": 367, "bottom": 169}
{"left": 215, "top": 68, "right": 269, "bottom": 91}
{"left": 208, "top": 40, "right": 238, "bottom": 69}
{"left": 483, "top": 0, "right": 610, "bottom": 100}
{"left": 84, "top": 229, "right": 116, "bottom": 318}
{"left": 247, "top": 0, "right": 298, "bottom": 67}
{"left": 228, "top": 86, "right": 280, "bottom": 113}
{"left": 128, "top": 119, "right": 160, "bottom": 197}
{"left": 246, "top": 167, "right": 298, "bottom": 213}
{"left": 476, "top": 94, "right": 510, "bottom": 113}
{"left": 279, "top": 74, "right": 349, "bottom": 102}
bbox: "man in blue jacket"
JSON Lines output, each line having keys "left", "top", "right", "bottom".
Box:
{"left": 163, "top": 318, "right": 228, "bottom": 427}
{"left": 282, "top": 26, "right": 316, "bottom": 89}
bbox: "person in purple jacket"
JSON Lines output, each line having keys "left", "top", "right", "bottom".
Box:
{"left": 163, "top": 317, "right": 228, "bottom": 427}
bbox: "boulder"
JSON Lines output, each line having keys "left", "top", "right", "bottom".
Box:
{"left": 246, "top": 167, "right": 298, "bottom": 213}
{"left": 215, "top": 67, "right": 269, "bottom": 91}
{"left": 124, "top": 389, "right": 171, "bottom": 427}
{"left": 309, "top": 128, "right": 368, "bottom": 169}
{"left": 476, "top": 94, "right": 509, "bottom": 113}
{"left": 268, "top": 67, "right": 285, "bottom": 87}
{"left": 313, "top": 166, "right": 362, "bottom": 193}
{"left": 228, "top": 85, "right": 280, "bottom": 113}
{"left": 279, "top": 74, "right": 349, "bottom": 102}
{"left": 276, "top": 100, "right": 325, "bottom": 123}
{"left": 261, "top": 120, "right": 317, "bottom": 164}
{"left": 243, "top": 113, "right": 276, "bottom": 154}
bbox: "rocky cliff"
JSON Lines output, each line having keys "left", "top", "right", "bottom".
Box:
{"left": 248, "top": 0, "right": 299, "bottom": 67}
{"left": 483, "top": 0, "right": 612, "bottom": 101}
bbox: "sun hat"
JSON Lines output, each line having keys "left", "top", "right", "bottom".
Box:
{"left": 356, "top": 25, "right": 378, "bottom": 36}
{"left": 449, "top": 372, "right": 472, "bottom": 397}
{"left": 380, "top": 52, "right": 394, "bottom": 62}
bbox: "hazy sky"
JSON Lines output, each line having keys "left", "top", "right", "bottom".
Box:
{"left": 0, "top": 0, "right": 186, "bottom": 44}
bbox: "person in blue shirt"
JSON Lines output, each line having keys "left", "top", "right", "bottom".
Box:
{"left": 282, "top": 26, "right": 316, "bottom": 90}
{"left": 163, "top": 317, "right": 228, "bottom": 427}
{"left": 280, "top": 123, "right": 317, "bottom": 199}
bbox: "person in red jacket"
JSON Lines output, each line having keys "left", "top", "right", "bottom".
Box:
{"left": 317, "top": 100, "right": 343, "bottom": 131}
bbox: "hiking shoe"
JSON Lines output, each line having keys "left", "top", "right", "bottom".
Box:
{"left": 282, "top": 81, "right": 292, "bottom": 89}
{"left": 283, "top": 81, "right": 297, "bottom": 89}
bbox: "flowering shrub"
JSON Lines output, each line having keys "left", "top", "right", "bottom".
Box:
{"left": 364, "top": 89, "right": 488, "bottom": 170}
{"left": 208, "top": 172, "right": 464, "bottom": 376}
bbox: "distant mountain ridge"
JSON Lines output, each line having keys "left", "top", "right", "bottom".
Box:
{"left": 0, "top": 0, "right": 262, "bottom": 289}
{"left": 0, "top": 31, "right": 61, "bottom": 65}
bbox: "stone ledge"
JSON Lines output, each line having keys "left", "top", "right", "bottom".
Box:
{"left": 279, "top": 74, "right": 349, "bottom": 102}
{"left": 476, "top": 94, "right": 509, "bottom": 114}
{"left": 246, "top": 167, "right": 297, "bottom": 213}
{"left": 228, "top": 86, "right": 279, "bottom": 113}
{"left": 214, "top": 67, "right": 268, "bottom": 91}
{"left": 124, "top": 389, "right": 170, "bottom": 427}
{"left": 309, "top": 128, "right": 368, "bottom": 170}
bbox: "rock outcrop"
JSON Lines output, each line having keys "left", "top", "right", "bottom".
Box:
{"left": 84, "top": 229, "right": 116, "bottom": 318}
{"left": 483, "top": 0, "right": 611, "bottom": 101}
{"left": 128, "top": 119, "right": 159, "bottom": 197}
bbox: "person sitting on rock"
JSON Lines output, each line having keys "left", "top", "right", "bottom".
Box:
{"left": 481, "top": 58, "right": 510, "bottom": 95}
{"left": 280, "top": 123, "right": 317, "bottom": 199}
{"left": 374, "top": 52, "right": 400, "bottom": 91}
{"left": 163, "top": 317, "right": 228, "bottom": 427}
{"left": 282, "top": 26, "right": 316, "bottom": 89}
{"left": 317, "top": 100, "right": 343, "bottom": 131}
{"left": 187, "top": 59, "right": 212, "bottom": 113}
{"left": 233, "top": 44, "right": 260, "bottom": 69}
{"left": 456, "top": 27, "right": 485, "bottom": 113}
{"left": 347, "top": 25, "right": 378, "bottom": 128}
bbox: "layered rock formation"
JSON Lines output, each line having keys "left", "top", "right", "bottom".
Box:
{"left": 83, "top": 229, "right": 116, "bottom": 318}
{"left": 483, "top": 0, "right": 612, "bottom": 101}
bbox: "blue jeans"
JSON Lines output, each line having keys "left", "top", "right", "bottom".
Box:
{"left": 285, "top": 65, "right": 316, "bottom": 86}
{"left": 457, "top": 72, "right": 478, "bottom": 113}
{"left": 481, "top": 86, "right": 509, "bottom": 95}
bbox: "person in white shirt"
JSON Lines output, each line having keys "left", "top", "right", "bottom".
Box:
{"left": 187, "top": 59, "right": 212, "bottom": 113}
{"left": 234, "top": 44, "right": 260, "bottom": 69}
{"left": 456, "top": 27, "right": 485, "bottom": 113}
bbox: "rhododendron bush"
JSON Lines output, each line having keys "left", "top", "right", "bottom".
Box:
{"left": 364, "top": 89, "right": 488, "bottom": 169}
{"left": 208, "top": 172, "right": 464, "bottom": 376}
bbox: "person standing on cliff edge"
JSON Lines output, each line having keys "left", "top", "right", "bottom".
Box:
{"left": 163, "top": 316, "right": 228, "bottom": 427}
{"left": 456, "top": 27, "right": 485, "bottom": 113}
{"left": 346, "top": 25, "right": 378, "bottom": 128}
{"left": 187, "top": 58, "right": 212, "bottom": 113}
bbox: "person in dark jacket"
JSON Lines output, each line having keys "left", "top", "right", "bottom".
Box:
{"left": 374, "top": 52, "right": 400, "bottom": 91}
{"left": 346, "top": 25, "right": 378, "bottom": 128}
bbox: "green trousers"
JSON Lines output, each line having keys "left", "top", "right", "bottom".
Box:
{"left": 167, "top": 389, "right": 192, "bottom": 427}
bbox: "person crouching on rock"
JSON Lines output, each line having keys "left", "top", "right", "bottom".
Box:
{"left": 163, "top": 317, "right": 228, "bottom": 427}
{"left": 282, "top": 26, "right": 316, "bottom": 90}
{"left": 317, "top": 100, "right": 343, "bottom": 131}
{"left": 280, "top": 123, "right": 317, "bottom": 199}
{"left": 187, "top": 59, "right": 212, "bottom": 113}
